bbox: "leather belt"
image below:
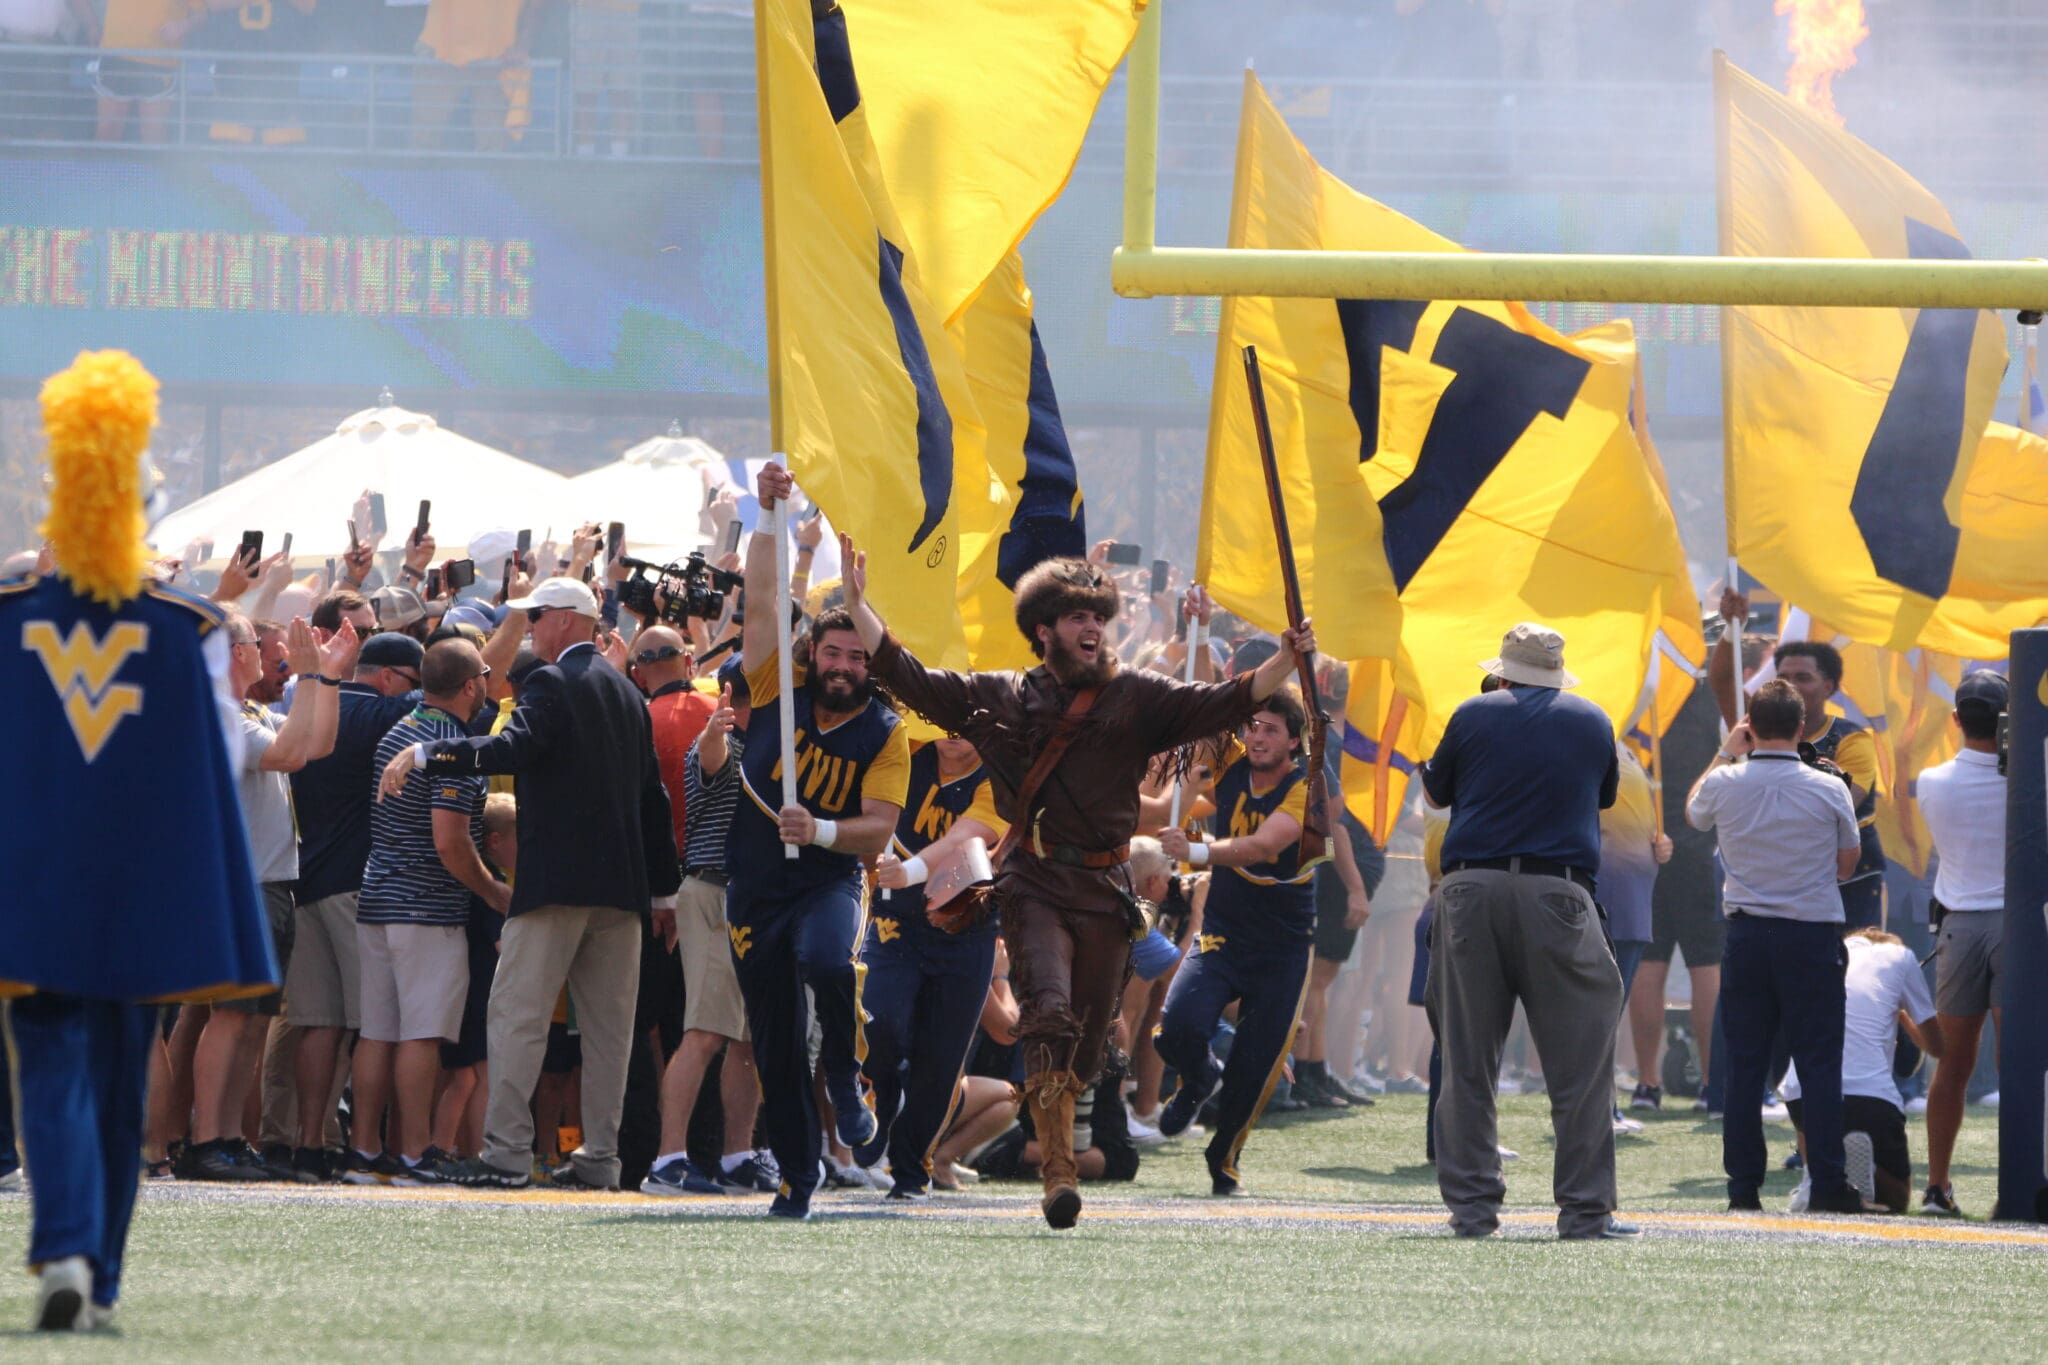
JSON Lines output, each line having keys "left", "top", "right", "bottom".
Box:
{"left": 685, "top": 867, "right": 731, "bottom": 887}
{"left": 1445, "top": 857, "right": 1595, "bottom": 893}
{"left": 1027, "top": 816, "right": 1129, "bottom": 870}
{"left": 1024, "top": 841, "right": 1131, "bottom": 870}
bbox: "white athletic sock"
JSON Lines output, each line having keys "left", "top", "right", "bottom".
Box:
{"left": 721, "top": 1152, "right": 752, "bottom": 1173}
{"left": 655, "top": 1149, "right": 690, "bottom": 1170}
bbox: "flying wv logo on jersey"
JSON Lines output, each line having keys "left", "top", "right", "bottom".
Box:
{"left": 23, "top": 621, "right": 149, "bottom": 762}
{"left": 911, "top": 784, "right": 957, "bottom": 844}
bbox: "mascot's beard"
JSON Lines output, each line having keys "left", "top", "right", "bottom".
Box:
{"left": 1046, "top": 632, "right": 1119, "bottom": 690}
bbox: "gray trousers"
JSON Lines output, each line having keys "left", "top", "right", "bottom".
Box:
{"left": 1426, "top": 867, "right": 1622, "bottom": 1237}
{"left": 480, "top": 904, "right": 642, "bottom": 1187}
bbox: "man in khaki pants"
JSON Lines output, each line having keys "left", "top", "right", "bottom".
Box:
{"left": 380, "top": 578, "right": 680, "bottom": 1189}
{"left": 1421, "top": 624, "right": 1633, "bottom": 1241}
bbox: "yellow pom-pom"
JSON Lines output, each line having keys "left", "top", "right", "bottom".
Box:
{"left": 38, "top": 349, "right": 159, "bottom": 608}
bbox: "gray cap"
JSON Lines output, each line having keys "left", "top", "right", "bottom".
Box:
{"left": 1955, "top": 669, "right": 2009, "bottom": 713}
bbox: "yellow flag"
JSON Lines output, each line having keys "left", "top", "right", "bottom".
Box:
{"left": 1717, "top": 55, "right": 2038, "bottom": 657}
{"left": 1339, "top": 659, "right": 1424, "bottom": 848}
{"left": 1197, "top": 71, "right": 1404, "bottom": 663}
{"left": 756, "top": 0, "right": 974, "bottom": 667}
{"left": 833, "top": 0, "right": 1120, "bottom": 668}
{"left": 838, "top": 0, "right": 1145, "bottom": 325}
{"left": 949, "top": 251, "right": 1088, "bottom": 670}
{"left": 1205, "top": 75, "right": 1692, "bottom": 755}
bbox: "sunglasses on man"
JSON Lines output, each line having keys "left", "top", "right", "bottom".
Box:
{"left": 632, "top": 646, "right": 689, "bottom": 667}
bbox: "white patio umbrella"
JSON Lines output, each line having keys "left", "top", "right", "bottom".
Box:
{"left": 566, "top": 426, "right": 730, "bottom": 564}
{"left": 148, "top": 402, "right": 574, "bottom": 564}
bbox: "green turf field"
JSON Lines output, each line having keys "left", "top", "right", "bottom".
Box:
{"left": 3, "top": 1096, "right": 2041, "bottom": 1361}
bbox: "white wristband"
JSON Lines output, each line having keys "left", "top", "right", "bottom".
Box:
{"left": 899, "top": 854, "right": 930, "bottom": 886}
{"left": 1184, "top": 841, "right": 1211, "bottom": 867}
{"left": 811, "top": 818, "right": 839, "bottom": 850}
{"left": 412, "top": 742, "right": 428, "bottom": 765}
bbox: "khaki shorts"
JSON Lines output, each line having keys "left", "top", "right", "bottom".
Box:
{"left": 1934, "top": 909, "right": 2002, "bottom": 1017}
{"left": 285, "top": 892, "right": 362, "bottom": 1029}
{"left": 219, "top": 883, "right": 297, "bottom": 1017}
{"left": 357, "top": 922, "right": 469, "bottom": 1043}
{"left": 679, "top": 875, "right": 749, "bottom": 1041}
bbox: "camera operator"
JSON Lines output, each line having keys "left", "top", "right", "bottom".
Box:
{"left": 1686, "top": 679, "right": 1866, "bottom": 1214}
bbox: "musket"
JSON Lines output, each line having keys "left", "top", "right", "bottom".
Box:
{"left": 1241, "top": 344, "right": 1330, "bottom": 863}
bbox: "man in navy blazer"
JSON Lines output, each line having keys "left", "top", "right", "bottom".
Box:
{"left": 381, "top": 577, "right": 680, "bottom": 1189}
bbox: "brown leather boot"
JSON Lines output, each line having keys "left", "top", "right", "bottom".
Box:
{"left": 1027, "top": 1071, "right": 1082, "bottom": 1229}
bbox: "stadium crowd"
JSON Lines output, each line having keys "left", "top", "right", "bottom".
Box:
{"left": 0, "top": 459, "right": 2009, "bottom": 1230}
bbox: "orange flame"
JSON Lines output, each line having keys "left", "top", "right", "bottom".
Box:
{"left": 1776, "top": 0, "right": 1869, "bottom": 127}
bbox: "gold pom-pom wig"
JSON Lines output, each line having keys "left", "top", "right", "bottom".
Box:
{"left": 38, "top": 349, "right": 159, "bottom": 607}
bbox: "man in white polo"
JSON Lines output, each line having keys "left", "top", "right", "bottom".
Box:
{"left": 1687, "top": 678, "right": 1865, "bottom": 1215}
{"left": 1916, "top": 670, "right": 2009, "bottom": 1215}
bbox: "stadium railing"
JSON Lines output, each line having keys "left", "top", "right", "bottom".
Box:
{"left": 0, "top": 7, "right": 2037, "bottom": 197}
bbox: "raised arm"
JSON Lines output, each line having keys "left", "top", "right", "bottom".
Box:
{"left": 840, "top": 533, "right": 982, "bottom": 734}
{"left": 743, "top": 465, "right": 794, "bottom": 675}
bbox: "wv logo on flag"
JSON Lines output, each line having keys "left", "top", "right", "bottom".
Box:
{"left": 23, "top": 620, "right": 149, "bottom": 762}
{"left": 1339, "top": 300, "right": 1591, "bottom": 591}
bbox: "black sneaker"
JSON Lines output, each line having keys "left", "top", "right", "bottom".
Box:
{"left": 291, "top": 1147, "right": 332, "bottom": 1184}
{"left": 885, "top": 1182, "right": 929, "bottom": 1203}
{"left": 1159, "top": 1071, "right": 1218, "bottom": 1138}
{"left": 1323, "top": 1073, "right": 1376, "bottom": 1107}
{"left": 1728, "top": 1189, "right": 1763, "bottom": 1212}
{"left": 259, "top": 1143, "right": 303, "bottom": 1182}
{"left": 1629, "top": 1083, "right": 1662, "bottom": 1111}
{"left": 544, "top": 1163, "right": 614, "bottom": 1191}
{"left": 410, "top": 1147, "right": 466, "bottom": 1185}
{"left": 1563, "top": 1217, "right": 1643, "bottom": 1241}
{"left": 1922, "top": 1184, "right": 1962, "bottom": 1217}
{"left": 368, "top": 1152, "right": 422, "bottom": 1187}
{"left": 168, "top": 1139, "right": 198, "bottom": 1180}
{"left": 709, "top": 1156, "right": 771, "bottom": 1195}
{"left": 334, "top": 1149, "right": 384, "bottom": 1186}
{"left": 187, "top": 1139, "right": 271, "bottom": 1183}
{"left": 1808, "top": 1187, "right": 1874, "bottom": 1216}
{"left": 768, "top": 1190, "right": 813, "bottom": 1220}
{"left": 440, "top": 1156, "right": 532, "bottom": 1190}
{"left": 1296, "top": 1071, "right": 1350, "bottom": 1110}
{"left": 1207, "top": 1150, "right": 1247, "bottom": 1198}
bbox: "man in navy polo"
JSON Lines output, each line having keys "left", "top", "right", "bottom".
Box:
{"left": 1421, "top": 623, "right": 1631, "bottom": 1242}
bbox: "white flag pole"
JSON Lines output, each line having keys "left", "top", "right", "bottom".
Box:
{"left": 773, "top": 464, "right": 799, "bottom": 861}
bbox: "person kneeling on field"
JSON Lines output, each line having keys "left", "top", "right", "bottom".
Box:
{"left": 1780, "top": 928, "right": 1944, "bottom": 1214}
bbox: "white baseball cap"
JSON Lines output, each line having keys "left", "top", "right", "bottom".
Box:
{"left": 507, "top": 576, "right": 599, "bottom": 620}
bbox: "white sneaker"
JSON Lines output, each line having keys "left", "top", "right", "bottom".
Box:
{"left": 1126, "top": 1107, "right": 1166, "bottom": 1149}
{"left": 0, "top": 1166, "right": 22, "bottom": 1193}
{"left": 34, "top": 1255, "right": 91, "bottom": 1332}
{"left": 1787, "top": 1173, "right": 1812, "bottom": 1213}
{"left": 946, "top": 1161, "right": 980, "bottom": 1186}
{"left": 1497, "top": 1144, "right": 1520, "bottom": 1162}
{"left": 1347, "top": 1072, "right": 1386, "bottom": 1095}
{"left": 1843, "top": 1131, "right": 1877, "bottom": 1207}
{"left": 1760, "top": 1101, "right": 1789, "bottom": 1122}
{"left": 1980, "top": 1090, "right": 2001, "bottom": 1109}
{"left": 1904, "top": 1095, "right": 1929, "bottom": 1116}
{"left": 1612, "top": 1112, "right": 1645, "bottom": 1136}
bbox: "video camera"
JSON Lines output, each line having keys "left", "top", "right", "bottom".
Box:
{"left": 617, "top": 552, "right": 744, "bottom": 626}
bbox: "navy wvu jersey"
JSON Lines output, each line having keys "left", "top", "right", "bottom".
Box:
{"left": 204, "top": 0, "right": 322, "bottom": 52}
{"left": 0, "top": 573, "right": 276, "bottom": 1003}
{"left": 1198, "top": 747, "right": 1320, "bottom": 947}
{"left": 888, "top": 743, "right": 1004, "bottom": 859}
{"left": 870, "top": 743, "right": 1007, "bottom": 947}
{"left": 730, "top": 653, "right": 911, "bottom": 893}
